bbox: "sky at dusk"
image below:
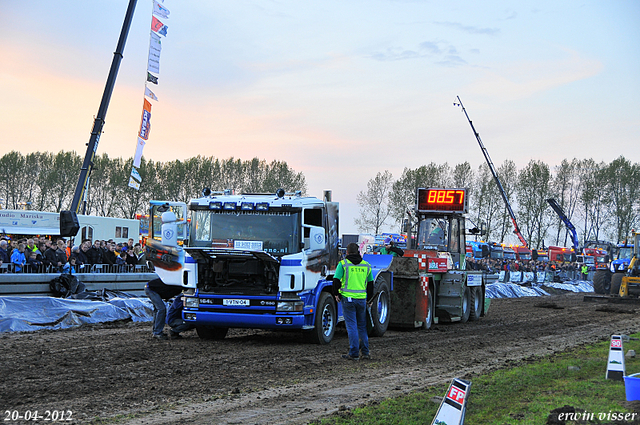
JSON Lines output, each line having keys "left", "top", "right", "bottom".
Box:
{"left": 1, "top": 1, "right": 639, "bottom": 235}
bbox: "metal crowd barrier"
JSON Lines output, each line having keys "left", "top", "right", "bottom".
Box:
{"left": 0, "top": 263, "right": 152, "bottom": 274}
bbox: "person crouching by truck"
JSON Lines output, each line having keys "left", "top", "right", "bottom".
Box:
{"left": 166, "top": 296, "right": 195, "bottom": 338}
{"left": 145, "top": 278, "right": 183, "bottom": 340}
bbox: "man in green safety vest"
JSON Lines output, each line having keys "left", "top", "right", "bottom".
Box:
{"left": 333, "top": 242, "right": 374, "bottom": 360}
{"left": 581, "top": 264, "right": 589, "bottom": 280}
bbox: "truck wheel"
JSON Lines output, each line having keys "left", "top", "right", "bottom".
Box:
{"left": 367, "top": 276, "right": 390, "bottom": 337}
{"left": 196, "top": 325, "right": 229, "bottom": 340}
{"left": 421, "top": 283, "right": 434, "bottom": 330}
{"left": 306, "top": 291, "right": 336, "bottom": 345}
{"left": 610, "top": 273, "right": 624, "bottom": 296}
{"left": 461, "top": 287, "right": 471, "bottom": 323}
{"left": 469, "top": 287, "right": 482, "bottom": 321}
{"left": 593, "top": 270, "right": 612, "bottom": 294}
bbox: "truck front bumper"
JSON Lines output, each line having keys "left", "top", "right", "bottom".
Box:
{"left": 183, "top": 310, "right": 308, "bottom": 329}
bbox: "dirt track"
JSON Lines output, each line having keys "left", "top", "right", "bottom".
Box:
{"left": 1, "top": 292, "right": 639, "bottom": 424}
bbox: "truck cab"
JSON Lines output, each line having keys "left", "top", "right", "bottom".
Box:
{"left": 514, "top": 246, "right": 532, "bottom": 262}
{"left": 502, "top": 245, "right": 517, "bottom": 261}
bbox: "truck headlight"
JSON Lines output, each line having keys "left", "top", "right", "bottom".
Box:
{"left": 184, "top": 297, "right": 199, "bottom": 308}
{"left": 277, "top": 301, "right": 304, "bottom": 312}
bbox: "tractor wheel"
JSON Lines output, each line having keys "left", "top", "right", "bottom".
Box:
{"left": 196, "top": 325, "right": 229, "bottom": 340}
{"left": 367, "top": 275, "right": 390, "bottom": 337}
{"left": 461, "top": 287, "right": 471, "bottom": 323}
{"left": 593, "top": 269, "right": 612, "bottom": 294}
{"left": 469, "top": 286, "right": 482, "bottom": 321}
{"left": 305, "top": 291, "right": 336, "bottom": 344}
{"left": 610, "top": 273, "right": 624, "bottom": 297}
{"left": 421, "top": 282, "right": 434, "bottom": 330}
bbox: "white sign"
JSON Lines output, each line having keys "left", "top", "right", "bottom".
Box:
{"left": 234, "top": 240, "right": 263, "bottom": 251}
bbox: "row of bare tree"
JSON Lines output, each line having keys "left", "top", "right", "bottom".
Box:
{"left": 356, "top": 156, "right": 640, "bottom": 249}
{"left": 0, "top": 151, "right": 307, "bottom": 219}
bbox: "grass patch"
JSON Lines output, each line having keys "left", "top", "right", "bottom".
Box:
{"left": 316, "top": 334, "right": 640, "bottom": 425}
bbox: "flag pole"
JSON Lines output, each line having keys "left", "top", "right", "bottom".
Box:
{"left": 70, "top": 0, "right": 138, "bottom": 215}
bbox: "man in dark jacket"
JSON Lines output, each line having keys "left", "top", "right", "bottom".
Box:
{"left": 86, "top": 240, "right": 103, "bottom": 266}
{"left": 75, "top": 240, "right": 90, "bottom": 268}
{"left": 55, "top": 239, "right": 68, "bottom": 268}
{"left": 102, "top": 242, "right": 117, "bottom": 266}
{"left": 145, "top": 278, "right": 183, "bottom": 340}
{"left": 43, "top": 239, "right": 61, "bottom": 271}
{"left": 0, "top": 240, "right": 10, "bottom": 271}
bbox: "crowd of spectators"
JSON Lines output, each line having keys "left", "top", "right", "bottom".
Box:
{"left": 466, "top": 257, "right": 590, "bottom": 281}
{"left": 0, "top": 236, "right": 147, "bottom": 274}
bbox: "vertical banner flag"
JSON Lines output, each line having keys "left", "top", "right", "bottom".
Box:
{"left": 147, "top": 72, "right": 158, "bottom": 84}
{"left": 138, "top": 99, "right": 152, "bottom": 140}
{"left": 129, "top": 1, "right": 171, "bottom": 190}
{"left": 128, "top": 177, "right": 141, "bottom": 190}
{"left": 151, "top": 16, "right": 168, "bottom": 36}
{"left": 153, "top": 0, "right": 170, "bottom": 19}
{"left": 145, "top": 87, "right": 158, "bottom": 101}
{"left": 147, "top": 32, "right": 162, "bottom": 74}
{"left": 133, "top": 138, "right": 146, "bottom": 168}
{"left": 130, "top": 166, "right": 142, "bottom": 182}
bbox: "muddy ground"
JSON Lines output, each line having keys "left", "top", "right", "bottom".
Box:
{"left": 1, "top": 293, "right": 639, "bottom": 424}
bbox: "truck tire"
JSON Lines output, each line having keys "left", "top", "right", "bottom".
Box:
{"left": 196, "top": 325, "right": 229, "bottom": 340}
{"left": 469, "top": 286, "right": 482, "bottom": 321}
{"left": 461, "top": 287, "right": 471, "bottom": 323}
{"left": 421, "top": 282, "right": 434, "bottom": 330}
{"left": 593, "top": 270, "right": 612, "bottom": 294}
{"left": 367, "top": 275, "right": 390, "bottom": 337}
{"left": 610, "top": 272, "right": 624, "bottom": 296}
{"left": 305, "top": 291, "right": 336, "bottom": 345}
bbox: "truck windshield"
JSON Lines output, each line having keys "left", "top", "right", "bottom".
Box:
{"left": 191, "top": 210, "right": 300, "bottom": 256}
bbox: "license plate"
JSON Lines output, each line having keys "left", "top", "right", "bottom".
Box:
{"left": 223, "top": 299, "right": 250, "bottom": 306}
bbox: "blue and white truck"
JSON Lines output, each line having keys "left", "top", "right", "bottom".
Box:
{"left": 145, "top": 189, "right": 392, "bottom": 344}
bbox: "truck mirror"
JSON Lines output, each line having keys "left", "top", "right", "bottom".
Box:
{"left": 481, "top": 246, "right": 489, "bottom": 258}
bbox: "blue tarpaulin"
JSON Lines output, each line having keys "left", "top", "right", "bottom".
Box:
{"left": 486, "top": 280, "right": 594, "bottom": 299}
{"left": 0, "top": 296, "right": 155, "bottom": 333}
{"left": 0, "top": 279, "right": 596, "bottom": 333}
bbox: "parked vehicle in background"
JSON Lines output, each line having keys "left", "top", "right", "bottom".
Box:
{"left": 514, "top": 246, "right": 532, "bottom": 262}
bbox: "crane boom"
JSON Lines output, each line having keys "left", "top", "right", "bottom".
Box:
{"left": 70, "top": 0, "right": 138, "bottom": 214}
{"left": 546, "top": 198, "right": 580, "bottom": 252}
{"left": 454, "top": 96, "right": 528, "bottom": 248}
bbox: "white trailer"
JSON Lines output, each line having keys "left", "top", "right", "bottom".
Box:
{"left": 0, "top": 210, "right": 139, "bottom": 243}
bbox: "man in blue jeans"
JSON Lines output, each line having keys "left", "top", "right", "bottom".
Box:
{"left": 166, "top": 296, "right": 195, "bottom": 338}
{"left": 333, "top": 243, "right": 374, "bottom": 360}
{"left": 145, "top": 278, "right": 183, "bottom": 340}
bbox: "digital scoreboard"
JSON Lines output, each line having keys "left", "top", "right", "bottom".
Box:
{"left": 416, "top": 188, "right": 468, "bottom": 213}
